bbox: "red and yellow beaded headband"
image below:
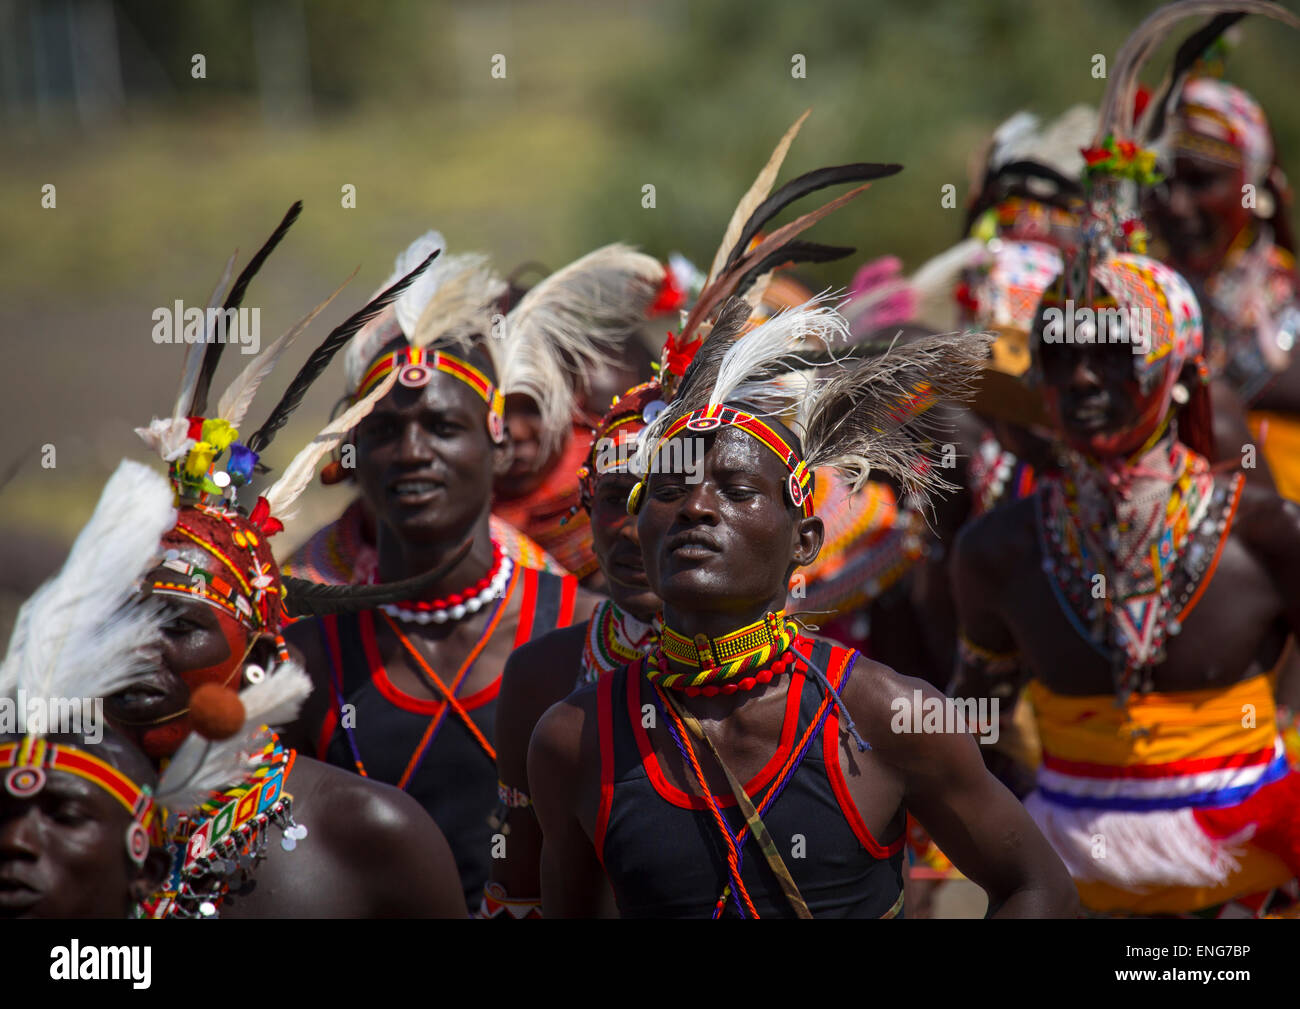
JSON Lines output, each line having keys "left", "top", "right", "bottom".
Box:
{"left": 628, "top": 404, "right": 814, "bottom": 517}
{"left": 1, "top": 736, "right": 163, "bottom": 866}
{"left": 356, "top": 347, "right": 506, "bottom": 444}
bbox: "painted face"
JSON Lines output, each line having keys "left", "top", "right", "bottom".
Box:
{"left": 589, "top": 458, "right": 660, "bottom": 622}
{"left": 355, "top": 365, "right": 507, "bottom": 545}
{"left": 1146, "top": 154, "right": 1249, "bottom": 279}
{"left": 1035, "top": 304, "right": 1161, "bottom": 458}
{"left": 637, "top": 426, "right": 812, "bottom": 617}
{"left": 0, "top": 735, "right": 162, "bottom": 918}
{"left": 107, "top": 543, "right": 262, "bottom": 760}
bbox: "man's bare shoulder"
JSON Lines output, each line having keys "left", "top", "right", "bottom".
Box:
{"left": 952, "top": 493, "right": 1040, "bottom": 577}
{"left": 530, "top": 681, "right": 600, "bottom": 769}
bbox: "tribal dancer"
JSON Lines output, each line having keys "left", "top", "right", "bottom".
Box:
{"left": 952, "top": 1, "right": 1300, "bottom": 917}
{"left": 118, "top": 205, "right": 466, "bottom": 917}
{"left": 1148, "top": 71, "right": 1300, "bottom": 500}
{"left": 485, "top": 380, "right": 664, "bottom": 918}
{"left": 0, "top": 462, "right": 174, "bottom": 918}
{"left": 282, "top": 233, "right": 672, "bottom": 910}
{"left": 529, "top": 134, "right": 1077, "bottom": 916}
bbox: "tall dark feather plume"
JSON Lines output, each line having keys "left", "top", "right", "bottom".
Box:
{"left": 245, "top": 250, "right": 440, "bottom": 456}
{"left": 723, "top": 163, "right": 902, "bottom": 274}
{"left": 733, "top": 241, "right": 856, "bottom": 299}
{"left": 680, "top": 182, "right": 874, "bottom": 347}
{"left": 799, "top": 331, "right": 994, "bottom": 511}
{"left": 283, "top": 539, "right": 472, "bottom": 618}
{"left": 191, "top": 201, "right": 304, "bottom": 417}
{"left": 1142, "top": 13, "right": 1244, "bottom": 142}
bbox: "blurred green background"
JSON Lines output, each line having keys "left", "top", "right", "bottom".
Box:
{"left": 1, "top": 0, "right": 1297, "bottom": 574}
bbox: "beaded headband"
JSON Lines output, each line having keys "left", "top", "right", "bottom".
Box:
{"left": 628, "top": 404, "right": 813, "bottom": 518}
{"left": 355, "top": 346, "right": 506, "bottom": 444}
{"left": 1, "top": 736, "right": 162, "bottom": 866}
{"left": 576, "top": 380, "right": 664, "bottom": 509}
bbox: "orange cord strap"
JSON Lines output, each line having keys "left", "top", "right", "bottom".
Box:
{"left": 381, "top": 568, "right": 517, "bottom": 787}
{"left": 1176, "top": 472, "right": 1245, "bottom": 624}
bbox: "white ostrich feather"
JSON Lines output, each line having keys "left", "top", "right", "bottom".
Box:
{"left": 408, "top": 253, "right": 506, "bottom": 361}
{"left": 0, "top": 460, "right": 176, "bottom": 705}
{"left": 501, "top": 243, "right": 665, "bottom": 458}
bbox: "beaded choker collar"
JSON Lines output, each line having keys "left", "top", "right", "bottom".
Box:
{"left": 378, "top": 539, "right": 513, "bottom": 624}
{"left": 356, "top": 347, "right": 506, "bottom": 443}
{"left": 579, "top": 599, "right": 659, "bottom": 685}
{"left": 629, "top": 405, "right": 813, "bottom": 517}
{"left": 649, "top": 610, "right": 801, "bottom": 696}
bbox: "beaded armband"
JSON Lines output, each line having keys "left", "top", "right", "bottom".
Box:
{"left": 956, "top": 634, "right": 1023, "bottom": 698}
{"left": 477, "top": 881, "right": 542, "bottom": 920}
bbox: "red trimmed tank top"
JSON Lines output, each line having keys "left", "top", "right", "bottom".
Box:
{"left": 595, "top": 637, "right": 905, "bottom": 918}
{"left": 313, "top": 566, "right": 578, "bottom": 912}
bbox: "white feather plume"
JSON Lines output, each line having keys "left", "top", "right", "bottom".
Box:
{"left": 261, "top": 370, "right": 399, "bottom": 519}
{"left": 215, "top": 273, "right": 353, "bottom": 430}
{"left": 409, "top": 253, "right": 506, "bottom": 360}
{"left": 0, "top": 460, "right": 176, "bottom": 705}
{"left": 501, "top": 243, "right": 665, "bottom": 458}
{"left": 155, "top": 660, "right": 312, "bottom": 816}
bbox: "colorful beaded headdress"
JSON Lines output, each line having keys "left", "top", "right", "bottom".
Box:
{"left": 134, "top": 206, "right": 488, "bottom": 649}
{"left": 0, "top": 460, "right": 179, "bottom": 865}
{"left": 576, "top": 379, "right": 663, "bottom": 511}
{"left": 342, "top": 231, "right": 668, "bottom": 461}
{"left": 1172, "top": 77, "right": 1273, "bottom": 188}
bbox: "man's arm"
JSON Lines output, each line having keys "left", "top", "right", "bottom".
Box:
{"left": 528, "top": 691, "right": 610, "bottom": 918}
{"left": 487, "top": 630, "right": 585, "bottom": 915}
{"left": 854, "top": 667, "right": 1078, "bottom": 918}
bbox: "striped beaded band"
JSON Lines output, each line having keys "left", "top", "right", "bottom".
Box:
{"left": 1, "top": 735, "right": 162, "bottom": 865}
{"left": 356, "top": 347, "right": 506, "bottom": 444}
{"left": 636, "top": 405, "right": 813, "bottom": 517}
{"left": 652, "top": 610, "right": 798, "bottom": 692}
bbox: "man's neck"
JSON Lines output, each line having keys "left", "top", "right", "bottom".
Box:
{"left": 661, "top": 594, "right": 788, "bottom": 643}
{"left": 375, "top": 511, "right": 496, "bottom": 593}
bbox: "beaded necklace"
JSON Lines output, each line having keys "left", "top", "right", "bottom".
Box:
{"left": 1038, "top": 434, "right": 1241, "bottom": 700}
{"left": 578, "top": 599, "right": 659, "bottom": 685}
{"left": 648, "top": 610, "right": 801, "bottom": 697}
{"left": 136, "top": 732, "right": 302, "bottom": 919}
{"left": 377, "top": 540, "right": 512, "bottom": 624}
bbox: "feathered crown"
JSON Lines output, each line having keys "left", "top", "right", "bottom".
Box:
{"left": 658, "top": 109, "right": 902, "bottom": 399}
{"left": 134, "top": 204, "right": 487, "bottom": 631}
{"left": 341, "top": 231, "right": 667, "bottom": 459}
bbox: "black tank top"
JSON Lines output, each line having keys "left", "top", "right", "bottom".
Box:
{"left": 595, "top": 638, "right": 905, "bottom": 918}
{"left": 313, "top": 565, "right": 578, "bottom": 912}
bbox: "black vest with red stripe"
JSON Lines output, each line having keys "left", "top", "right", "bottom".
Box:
{"left": 312, "top": 566, "right": 578, "bottom": 911}
{"left": 595, "top": 638, "right": 905, "bottom": 918}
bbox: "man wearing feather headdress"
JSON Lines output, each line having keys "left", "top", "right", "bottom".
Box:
{"left": 279, "top": 231, "right": 706, "bottom": 910}
{"left": 952, "top": 0, "right": 1300, "bottom": 919}
{"left": 120, "top": 207, "right": 467, "bottom": 918}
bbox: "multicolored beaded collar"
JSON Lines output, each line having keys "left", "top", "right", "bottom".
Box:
{"left": 1, "top": 735, "right": 162, "bottom": 866}
{"left": 628, "top": 405, "right": 814, "bottom": 517}
{"left": 136, "top": 732, "right": 300, "bottom": 919}
{"left": 648, "top": 610, "right": 801, "bottom": 697}
{"left": 579, "top": 599, "right": 658, "bottom": 685}
{"left": 356, "top": 346, "right": 506, "bottom": 444}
